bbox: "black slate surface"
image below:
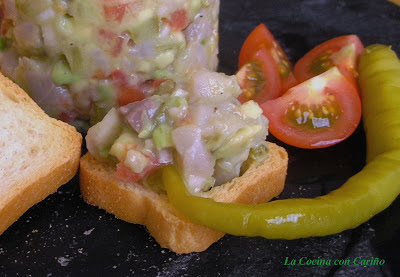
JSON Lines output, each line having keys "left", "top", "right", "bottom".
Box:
{"left": 1, "top": 0, "right": 400, "bottom": 276}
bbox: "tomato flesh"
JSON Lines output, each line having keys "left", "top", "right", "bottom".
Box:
{"left": 99, "top": 29, "right": 124, "bottom": 57}
{"left": 237, "top": 47, "right": 281, "bottom": 104}
{"left": 116, "top": 145, "right": 160, "bottom": 182}
{"left": 103, "top": 4, "right": 128, "bottom": 23}
{"left": 164, "top": 9, "right": 190, "bottom": 31}
{"left": 116, "top": 159, "right": 158, "bottom": 182}
{"left": 117, "top": 86, "right": 146, "bottom": 107}
{"left": 294, "top": 35, "right": 364, "bottom": 84}
{"left": 239, "top": 24, "right": 298, "bottom": 95}
{"left": 261, "top": 67, "right": 362, "bottom": 149}
{"left": 286, "top": 94, "right": 341, "bottom": 130}
{"left": 110, "top": 70, "right": 145, "bottom": 106}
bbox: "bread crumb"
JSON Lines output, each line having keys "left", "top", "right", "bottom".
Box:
{"left": 57, "top": 257, "right": 71, "bottom": 267}
{"left": 83, "top": 228, "right": 95, "bottom": 235}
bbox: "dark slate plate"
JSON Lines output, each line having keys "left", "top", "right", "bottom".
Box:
{"left": 1, "top": 0, "right": 400, "bottom": 276}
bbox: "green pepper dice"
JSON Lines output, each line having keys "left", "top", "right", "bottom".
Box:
{"left": 162, "top": 44, "right": 400, "bottom": 239}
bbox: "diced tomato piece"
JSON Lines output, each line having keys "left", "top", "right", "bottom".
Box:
{"left": 164, "top": 9, "right": 190, "bottom": 31}
{"left": 1, "top": 19, "right": 11, "bottom": 36}
{"left": 0, "top": 3, "right": 4, "bottom": 26}
{"left": 116, "top": 162, "right": 157, "bottom": 182}
{"left": 118, "top": 86, "right": 146, "bottom": 107}
{"left": 110, "top": 69, "right": 128, "bottom": 86}
{"left": 110, "top": 70, "right": 146, "bottom": 106}
{"left": 116, "top": 163, "right": 139, "bottom": 182}
{"left": 116, "top": 152, "right": 159, "bottom": 182}
{"left": 103, "top": 4, "right": 128, "bottom": 23}
{"left": 99, "top": 29, "right": 124, "bottom": 57}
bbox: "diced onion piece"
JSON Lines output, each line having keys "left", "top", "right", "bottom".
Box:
{"left": 124, "top": 149, "right": 149, "bottom": 174}
{"left": 172, "top": 125, "right": 215, "bottom": 193}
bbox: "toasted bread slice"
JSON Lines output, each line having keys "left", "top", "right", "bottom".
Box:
{"left": 80, "top": 142, "right": 288, "bottom": 253}
{"left": 0, "top": 73, "right": 82, "bottom": 235}
{"left": 390, "top": 0, "right": 400, "bottom": 6}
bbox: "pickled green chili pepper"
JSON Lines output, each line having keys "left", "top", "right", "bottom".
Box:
{"left": 162, "top": 44, "right": 400, "bottom": 239}
{"left": 358, "top": 44, "right": 400, "bottom": 162}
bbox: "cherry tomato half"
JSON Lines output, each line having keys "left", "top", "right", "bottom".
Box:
{"left": 294, "top": 35, "right": 364, "bottom": 85}
{"left": 237, "top": 47, "right": 281, "bottom": 104}
{"left": 239, "top": 23, "right": 298, "bottom": 94}
{"left": 261, "top": 67, "right": 362, "bottom": 149}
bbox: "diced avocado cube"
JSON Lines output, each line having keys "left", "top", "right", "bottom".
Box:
{"left": 0, "top": 37, "right": 7, "bottom": 51}
{"left": 54, "top": 16, "right": 74, "bottom": 36}
{"left": 240, "top": 100, "right": 263, "bottom": 119}
{"left": 153, "top": 69, "right": 174, "bottom": 80}
{"left": 213, "top": 125, "right": 263, "bottom": 159}
{"left": 154, "top": 50, "right": 176, "bottom": 69}
{"left": 138, "top": 123, "right": 155, "bottom": 139}
{"left": 51, "top": 61, "right": 80, "bottom": 86}
{"left": 166, "top": 96, "right": 187, "bottom": 108}
{"left": 153, "top": 123, "right": 173, "bottom": 150}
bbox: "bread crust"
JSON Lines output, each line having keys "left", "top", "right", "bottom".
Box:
{"left": 80, "top": 142, "right": 288, "bottom": 253}
{"left": 0, "top": 73, "right": 82, "bottom": 235}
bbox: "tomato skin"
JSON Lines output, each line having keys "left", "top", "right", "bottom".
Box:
{"left": 261, "top": 67, "right": 362, "bottom": 149}
{"left": 237, "top": 47, "right": 281, "bottom": 104}
{"left": 294, "top": 35, "right": 364, "bottom": 85}
{"left": 280, "top": 70, "right": 298, "bottom": 94}
{"left": 239, "top": 24, "right": 298, "bottom": 95}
